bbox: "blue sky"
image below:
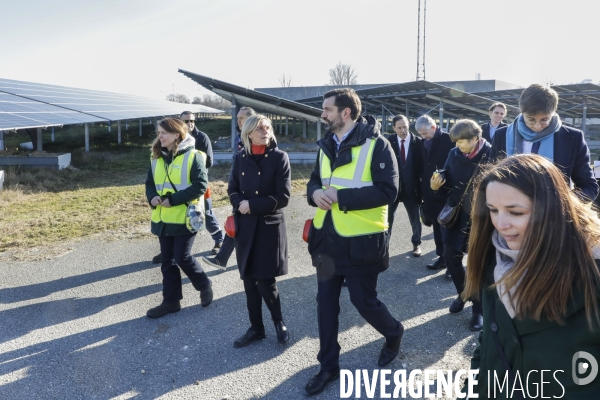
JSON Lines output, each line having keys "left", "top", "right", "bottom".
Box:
{"left": 1, "top": 0, "right": 597, "bottom": 100}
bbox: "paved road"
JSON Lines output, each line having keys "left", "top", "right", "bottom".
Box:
{"left": 0, "top": 194, "right": 477, "bottom": 399}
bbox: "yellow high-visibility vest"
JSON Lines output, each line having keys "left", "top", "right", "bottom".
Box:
{"left": 151, "top": 150, "right": 206, "bottom": 225}
{"left": 313, "top": 139, "right": 388, "bottom": 236}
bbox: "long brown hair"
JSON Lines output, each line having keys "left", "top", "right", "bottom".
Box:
{"left": 464, "top": 154, "right": 600, "bottom": 327}
{"left": 151, "top": 118, "right": 188, "bottom": 159}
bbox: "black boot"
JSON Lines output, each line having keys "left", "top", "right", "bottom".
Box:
{"left": 274, "top": 321, "right": 289, "bottom": 345}
{"left": 233, "top": 327, "right": 266, "bottom": 348}
{"left": 426, "top": 257, "right": 446, "bottom": 270}
{"left": 146, "top": 301, "right": 181, "bottom": 318}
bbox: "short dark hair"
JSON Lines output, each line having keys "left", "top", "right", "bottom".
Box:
{"left": 519, "top": 84, "right": 559, "bottom": 115}
{"left": 323, "top": 88, "right": 362, "bottom": 121}
{"left": 449, "top": 119, "right": 482, "bottom": 142}
{"left": 180, "top": 111, "right": 194, "bottom": 118}
{"left": 392, "top": 114, "right": 408, "bottom": 126}
{"left": 489, "top": 102, "right": 507, "bottom": 112}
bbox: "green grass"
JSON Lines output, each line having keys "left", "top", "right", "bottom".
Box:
{"left": 0, "top": 121, "right": 314, "bottom": 255}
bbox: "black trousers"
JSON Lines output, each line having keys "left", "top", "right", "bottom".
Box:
{"left": 432, "top": 220, "right": 444, "bottom": 257}
{"left": 215, "top": 234, "right": 235, "bottom": 264}
{"left": 243, "top": 277, "right": 282, "bottom": 332}
{"left": 316, "top": 269, "right": 402, "bottom": 372}
{"left": 159, "top": 233, "right": 211, "bottom": 303}
{"left": 443, "top": 244, "right": 482, "bottom": 314}
{"left": 388, "top": 200, "right": 422, "bottom": 245}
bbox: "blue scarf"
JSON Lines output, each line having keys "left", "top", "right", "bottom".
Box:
{"left": 505, "top": 113, "right": 561, "bottom": 160}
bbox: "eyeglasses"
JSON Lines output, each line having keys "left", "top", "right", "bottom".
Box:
{"left": 254, "top": 125, "right": 270, "bottom": 132}
{"left": 182, "top": 120, "right": 195, "bottom": 124}
{"left": 523, "top": 115, "right": 551, "bottom": 127}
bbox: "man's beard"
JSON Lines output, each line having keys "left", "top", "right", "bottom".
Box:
{"left": 324, "top": 114, "right": 344, "bottom": 133}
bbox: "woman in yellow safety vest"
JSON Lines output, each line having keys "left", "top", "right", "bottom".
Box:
{"left": 144, "top": 117, "right": 212, "bottom": 318}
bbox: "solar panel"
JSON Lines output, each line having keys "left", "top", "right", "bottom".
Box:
{"left": 0, "top": 78, "right": 223, "bottom": 131}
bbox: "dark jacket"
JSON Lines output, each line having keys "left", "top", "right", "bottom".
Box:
{"left": 436, "top": 141, "right": 492, "bottom": 252}
{"left": 145, "top": 141, "right": 208, "bottom": 237}
{"left": 471, "top": 256, "right": 600, "bottom": 399}
{"left": 420, "top": 127, "right": 455, "bottom": 219}
{"left": 386, "top": 132, "right": 423, "bottom": 204}
{"left": 306, "top": 115, "right": 399, "bottom": 276}
{"left": 490, "top": 125, "right": 599, "bottom": 202}
{"left": 480, "top": 121, "right": 507, "bottom": 143}
{"left": 190, "top": 127, "right": 213, "bottom": 169}
{"left": 228, "top": 141, "right": 291, "bottom": 280}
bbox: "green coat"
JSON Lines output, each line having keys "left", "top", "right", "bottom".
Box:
{"left": 471, "top": 258, "right": 600, "bottom": 399}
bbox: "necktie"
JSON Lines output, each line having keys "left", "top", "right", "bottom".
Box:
{"left": 400, "top": 139, "right": 406, "bottom": 164}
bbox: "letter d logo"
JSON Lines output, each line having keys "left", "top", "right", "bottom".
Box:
{"left": 572, "top": 351, "right": 598, "bottom": 385}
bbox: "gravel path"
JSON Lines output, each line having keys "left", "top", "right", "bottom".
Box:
{"left": 0, "top": 194, "right": 477, "bottom": 399}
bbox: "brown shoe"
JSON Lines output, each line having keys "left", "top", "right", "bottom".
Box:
{"left": 412, "top": 245, "right": 422, "bottom": 257}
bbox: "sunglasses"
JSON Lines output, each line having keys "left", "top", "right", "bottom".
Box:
{"left": 182, "top": 119, "right": 195, "bottom": 124}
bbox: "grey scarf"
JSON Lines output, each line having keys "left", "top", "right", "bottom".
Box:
{"left": 491, "top": 230, "right": 521, "bottom": 318}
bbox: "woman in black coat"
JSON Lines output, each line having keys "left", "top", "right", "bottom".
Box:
{"left": 430, "top": 119, "right": 491, "bottom": 331}
{"left": 228, "top": 114, "right": 291, "bottom": 348}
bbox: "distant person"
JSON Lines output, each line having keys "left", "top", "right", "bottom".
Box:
{"left": 202, "top": 106, "right": 256, "bottom": 270}
{"left": 430, "top": 119, "right": 491, "bottom": 331}
{"left": 228, "top": 115, "right": 291, "bottom": 348}
{"left": 415, "top": 115, "right": 454, "bottom": 276}
{"left": 145, "top": 118, "right": 213, "bottom": 318}
{"left": 305, "top": 88, "right": 403, "bottom": 396}
{"left": 481, "top": 102, "right": 507, "bottom": 143}
{"left": 490, "top": 83, "right": 599, "bottom": 202}
{"left": 386, "top": 114, "right": 423, "bottom": 256}
{"left": 151, "top": 111, "right": 224, "bottom": 264}
{"left": 465, "top": 154, "right": 600, "bottom": 398}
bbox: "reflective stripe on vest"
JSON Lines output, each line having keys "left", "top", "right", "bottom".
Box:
{"left": 313, "top": 139, "right": 388, "bottom": 237}
{"left": 151, "top": 150, "right": 205, "bottom": 225}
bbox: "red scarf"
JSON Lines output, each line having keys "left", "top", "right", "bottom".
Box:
{"left": 464, "top": 138, "right": 484, "bottom": 159}
{"left": 251, "top": 144, "right": 266, "bottom": 154}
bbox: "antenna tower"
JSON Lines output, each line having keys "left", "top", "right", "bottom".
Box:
{"left": 416, "top": 0, "right": 426, "bottom": 80}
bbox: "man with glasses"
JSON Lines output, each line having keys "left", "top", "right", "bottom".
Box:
{"left": 490, "top": 84, "right": 598, "bottom": 202}
{"left": 386, "top": 114, "right": 423, "bottom": 257}
{"left": 151, "top": 111, "right": 224, "bottom": 264}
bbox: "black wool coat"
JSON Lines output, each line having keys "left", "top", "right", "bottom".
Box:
{"left": 386, "top": 133, "right": 423, "bottom": 204}
{"left": 436, "top": 141, "right": 491, "bottom": 252}
{"left": 228, "top": 141, "right": 291, "bottom": 280}
{"left": 419, "top": 127, "right": 455, "bottom": 219}
{"left": 490, "top": 125, "right": 599, "bottom": 202}
{"left": 480, "top": 121, "right": 507, "bottom": 143}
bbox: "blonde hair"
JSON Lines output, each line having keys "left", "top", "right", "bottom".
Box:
{"left": 151, "top": 118, "right": 188, "bottom": 159}
{"left": 241, "top": 114, "right": 274, "bottom": 154}
{"left": 465, "top": 154, "right": 600, "bottom": 328}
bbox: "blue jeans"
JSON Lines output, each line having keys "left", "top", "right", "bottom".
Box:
{"left": 159, "top": 233, "right": 211, "bottom": 303}
{"left": 204, "top": 196, "right": 224, "bottom": 244}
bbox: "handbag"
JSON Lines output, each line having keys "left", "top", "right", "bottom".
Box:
{"left": 302, "top": 219, "right": 313, "bottom": 243}
{"left": 437, "top": 166, "right": 479, "bottom": 229}
{"left": 225, "top": 214, "right": 237, "bottom": 238}
{"left": 419, "top": 205, "right": 432, "bottom": 227}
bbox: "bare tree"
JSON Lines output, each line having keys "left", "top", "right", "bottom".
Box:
{"left": 279, "top": 73, "right": 293, "bottom": 87}
{"left": 328, "top": 62, "right": 358, "bottom": 85}
{"left": 192, "top": 93, "right": 232, "bottom": 110}
{"left": 166, "top": 93, "right": 190, "bottom": 103}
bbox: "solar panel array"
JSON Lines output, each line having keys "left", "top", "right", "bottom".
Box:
{"left": 0, "top": 78, "right": 223, "bottom": 131}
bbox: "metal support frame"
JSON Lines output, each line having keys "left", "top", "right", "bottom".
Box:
{"left": 439, "top": 100, "right": 444, "bottom": 126}
{"left": 85, "top": 124, "right": 90, "bottom": 153}
{"left": 317, "top": 121, "right": 322, "bottom": 140}
{"left": 231, "top": 100, "right": 238, "bottom": 151}
{"left": 139, "top": 119, "right": 143, "bottom": 137}
{"left": 582, "top": 100, "right": 587, "bottom": 134}
{"left": 0, "top": 130, "right": 4, "bottom": 151}
{"left": 37, "top": 127, "right": 43, "bottom": 151}
{"left": 108, "top": 121, "right": 111, "bottom": 133}
{"left": 285, "top": 117, "right": 289, "bottom": 136}
{"left": 117, "top": 120, "right": 122, "bottom": 144}
{"left": 426, "top": 94, "right": 491, "bottom": 116}
{"left": 51, "top": 126, "right": 55, "bottom": 142}
{"left": 303, "top": 120, "right": 307, "bottom": 139}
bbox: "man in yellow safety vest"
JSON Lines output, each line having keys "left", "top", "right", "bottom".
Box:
{"left": 304, "top": 88, "right": 405, "bottom": 396}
